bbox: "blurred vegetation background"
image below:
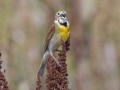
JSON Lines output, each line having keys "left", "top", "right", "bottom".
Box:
{"left": 0, "top": 0, "right": 120, "bottom": 90}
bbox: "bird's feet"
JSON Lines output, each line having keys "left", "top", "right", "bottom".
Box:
{"left": 55, "top": 49, "right": 62, "bottom": 52}
{"left": 50, "top": 52, "right": 61, "bottom": 67}
{"left": 56, "top": 61, "right": 61, "bottom": 67}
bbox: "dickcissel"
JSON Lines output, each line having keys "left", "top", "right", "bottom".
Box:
{"left": 37, "top": 11, "right": 70, "bottom": 77}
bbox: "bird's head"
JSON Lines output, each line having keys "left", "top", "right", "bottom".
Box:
{"left": 55, "top": 11, "right": 66, "bottom": 20}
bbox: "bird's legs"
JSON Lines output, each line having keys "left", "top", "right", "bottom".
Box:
{"left": 50, "top": 52, "right": 61, "bottom": 66}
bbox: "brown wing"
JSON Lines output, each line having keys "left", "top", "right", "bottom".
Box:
{"left": 44, "top": 23, "right": 55, "bottom": 53}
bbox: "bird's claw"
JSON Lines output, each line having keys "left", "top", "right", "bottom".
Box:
{"left": 57, "top": 62, "right": 61, "bottom": 67}
{"left": 56, "top": 50, "right": 62, "bottom": 52}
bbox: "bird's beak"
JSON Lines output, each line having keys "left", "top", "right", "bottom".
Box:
{"left": 63, "top": 14, "right": 66, "bottom": 18}
{"left": 62, "top": 14, "right": 66, "bottom": 18}
{"left": 60, "top": 13, "right": 66, "bottom": 18}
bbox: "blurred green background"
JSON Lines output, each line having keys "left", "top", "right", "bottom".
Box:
{"left": 0, "top": 0, "right": 120, "bottom": 90}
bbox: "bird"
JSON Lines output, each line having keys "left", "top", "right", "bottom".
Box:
{"left": 37, "top": 11, "right": 70, "bottom": 77}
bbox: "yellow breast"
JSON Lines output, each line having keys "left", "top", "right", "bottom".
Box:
{"left": 56, "top": 25, "right": 70, "bottom": 42}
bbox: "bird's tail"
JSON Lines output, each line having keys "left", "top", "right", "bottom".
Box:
{"left": 37, "top": 51, "right": 49, "bottom": 77}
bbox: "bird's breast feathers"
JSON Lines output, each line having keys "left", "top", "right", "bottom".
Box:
{"left": 56, "top": 25, "right": 70, "bottom": 42}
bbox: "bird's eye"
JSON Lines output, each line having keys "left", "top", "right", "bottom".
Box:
{"left": 57, "top": 13, "right": 60, "bottom": 15}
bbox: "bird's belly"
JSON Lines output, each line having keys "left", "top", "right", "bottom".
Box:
{"left": 49, "top": 34, "right": 61, "bottom": 52}
{"left": 59, "top": 32, "right": 69, "bottom": 42}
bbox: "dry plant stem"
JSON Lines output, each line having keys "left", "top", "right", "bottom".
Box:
{"left": 36, "top": 76, "right": 42, "bottom": 90}
{"left": 46, "top": 36, "right": 70, "bottom": 90}
{"left": 0, "top": 51, "right": 10, "bottom": 90}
